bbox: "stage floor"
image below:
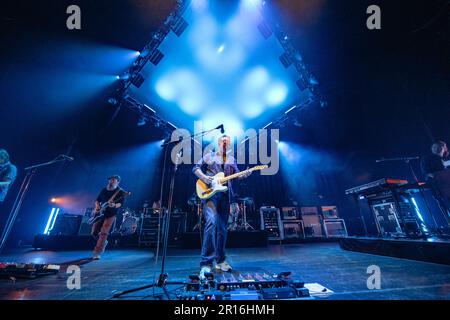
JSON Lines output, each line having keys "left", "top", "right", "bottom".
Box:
{"left": 0, "top": 242, "right": 449, "bottom": 300}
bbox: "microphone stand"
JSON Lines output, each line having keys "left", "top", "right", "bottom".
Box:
{"left": 113, "top": 126, "right": 222, "bottom": 300}
{"left": 0, "top": 155, "right": 73, "bottom": 254}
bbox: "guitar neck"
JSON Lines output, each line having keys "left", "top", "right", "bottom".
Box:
{"left": 221, "top": 170, "right": 251, "bottom": 182}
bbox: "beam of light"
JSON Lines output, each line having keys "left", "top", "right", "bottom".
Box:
{"left": 278, "top": 142, "right": 341, "bottom": 203}
{"left": 241, "top": 0, "right": 263, "bottom": 11}
{"left": 411, "top": 197, "right": 429, "bottom": 233}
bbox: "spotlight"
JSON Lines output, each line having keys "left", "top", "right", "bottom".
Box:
{"left": 296, "top": 78, "right": 307, "bottom": 91}
{"left": 137, "top": 117, "right": 147, "bottom": 127}
{"left": 309, "top": 75, "right": 319, "bottom": 86}
{"left": 131, "top": 73, "right": 145, "bottom": 88}
{"left": 107, "top": 98, "right": 118, "bottom": 105}
{"left": 50, "top": 197, "right": 57, "bottom": 203}
{"left": 149, "top": 49, "right": 164, "bottom": 66}
{"left": 121, "top": 72, "right": 131, "bottom": 81}
{"left": 279, "top": 52, "right": 293, "bottom": 68}
{"left": 293, "top": 119, "right": 303, "bottom": 128}
{"left": 217, "top": 44, "right": 225, "bottom": 53}
{"left": 169, "top": 15, "right": 189, "bottom": 37}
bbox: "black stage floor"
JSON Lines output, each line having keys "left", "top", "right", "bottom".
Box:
{"left": 0, "top": 242, "right": 449, "bottom": 300}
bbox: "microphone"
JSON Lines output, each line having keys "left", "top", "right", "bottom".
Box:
{"left": 216, "top": 124, "right": 225, "bottom": 134}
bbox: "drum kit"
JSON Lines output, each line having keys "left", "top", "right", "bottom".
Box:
{"left": 116, "top": 207, "right": 139, "bottom": 235}
{"left": 187, "top": 194, "right": 255, "bottom": 231}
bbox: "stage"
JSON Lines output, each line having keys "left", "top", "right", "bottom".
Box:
{"left": 1, "top": 242, "right": 449, "bottom": 300}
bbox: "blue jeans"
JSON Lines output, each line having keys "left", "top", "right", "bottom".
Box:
{"left": 200, "top": 193, "right": 229, "bottom": 266}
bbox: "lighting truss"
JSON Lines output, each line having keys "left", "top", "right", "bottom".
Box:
{"left": 259, "top": 1, "right": 325, "bottom": 106}
{"left": 110, "top": 0, "right": 325, "bottom": 137}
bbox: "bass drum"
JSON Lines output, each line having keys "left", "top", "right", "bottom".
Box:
{"left": 119, "top": 208, "right": 138, "bottom": 235}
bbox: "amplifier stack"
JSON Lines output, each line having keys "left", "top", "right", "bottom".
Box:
{"left": 260, "top": 205, "right": 347, "bottom": 241}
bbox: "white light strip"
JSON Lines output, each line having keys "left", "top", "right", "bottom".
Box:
{"left": 263, "top": 122, "right": 272, "bottom": 129}
{"left": 43, "top": 208, "right": 56, "bottom": 235}
{"left": 49, "top": 208, "right": 60, "bottom": 234}
{"left": 285, "top": 105, "right": 297, "bottom": 114}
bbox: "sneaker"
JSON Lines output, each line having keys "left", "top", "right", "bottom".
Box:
{"left": 92, "top": 252, "right": 101, "bottom": 260}
{"left": 215, "top": 261, "right": 232, "bottom": 272}
{"left": 199, "top": 265, "right": 212, "bottom": 280}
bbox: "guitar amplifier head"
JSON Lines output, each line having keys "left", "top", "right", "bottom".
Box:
{"left": 281, "top": 207, "right": 299, "bottom": 220}
{"left": 321, "top": 206, "right": 339, "bottom": 219}
{"left": 282, "top": 220, "right": 304, "bottom": 239}
{"left": 300, "top": 207, "right": 324, "bottom": 237}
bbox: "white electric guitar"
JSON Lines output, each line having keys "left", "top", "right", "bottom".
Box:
{"left": 196, "top": 165, "right": 268, "bottom": 200}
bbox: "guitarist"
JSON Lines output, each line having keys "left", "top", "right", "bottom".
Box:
{"left": 193, "top": 135, "right": 251, "bottom": 279}
{"left": 91, "top": 175, "right": 126, "bottom": 260}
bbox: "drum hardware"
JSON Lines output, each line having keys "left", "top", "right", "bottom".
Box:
{"left": 118, "top": 208, "right": 138, "bottom": 235}
{"left": 192, "top": 200, "right": 203, "bottom": 232}
{"left": 237, "top": 197, "right": 255, "bottom": 231}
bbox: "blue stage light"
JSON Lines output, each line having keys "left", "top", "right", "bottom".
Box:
{"left": 43, "top": 207, "right": 60, "bottom": 235}
{"left": 242, "top": 0, "right": 262, "bottom": 10}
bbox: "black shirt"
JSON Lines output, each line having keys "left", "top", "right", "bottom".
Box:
{"left": 421, "top": 154, "right": 445, "bottom": 178}
{"left": 96, "top": 187, "right": 126, "bottom": 218}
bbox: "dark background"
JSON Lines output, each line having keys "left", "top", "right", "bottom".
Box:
{"left": 0, "top": 0, "right": 449, "bottom": 245}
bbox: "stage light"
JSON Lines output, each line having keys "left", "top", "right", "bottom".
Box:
{"left": 50, "top": 197, "right": 57, "bottom": 203}
{"left": 115, "top": 75, "right": 120, "bottom": 80}
{"left": 242, "top": 0, "right": 262, "bottom": 10}
{"left": 137, "top": 117, "right": 147, "bottom": 127}
{"left": 279, "top": 52, "right": 293, "bottom": 68}
{"left": 217, "top": 44, "right": 225, "bottom": 53}
{"left": 293, "top": 119, "right": 303, "bottom": 127}
{"left": 107, "top": 97, "right": 118, "bottom": 105}
{"left": 309, "top": 75, "right": 319, "bottom": 86}
{"left": 192, "top": 0, "right": 207, "bottom": 11}
{"left": 149, "top": 49, "right": 164, "bottom": 66}
{"left": 265, "top": 82, "right": 288, "bottom": 106}
{"left": 118, "top": 72, "right": 130, "bottom": 81}
{"left": 43, "top": 207, "right": 60, "bottom": 235}
{"left": 411, "top": 197, "right": 428, "bottom": 233}
{"left": 131, "top": 73, "right": 145, "bottom": 88}
{"left": 169, "top": 15, "right": 189, "bottom": 37}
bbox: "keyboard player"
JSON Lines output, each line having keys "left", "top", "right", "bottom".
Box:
{"left": 421, "top": 140, "right": 450, "bottom": 223}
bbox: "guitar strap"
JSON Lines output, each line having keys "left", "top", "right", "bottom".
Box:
{"left": 107, "top": 187, "right": 123, "bottom": 204}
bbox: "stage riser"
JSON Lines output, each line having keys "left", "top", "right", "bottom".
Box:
{"left": 339, "top": 237, "right": 450, "bottom": 265}
{"left": 33, "top": 232, "right": 269, "bottom": 250}
{"left": 181, "top": 231, "right": 268, "bottom": 249}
